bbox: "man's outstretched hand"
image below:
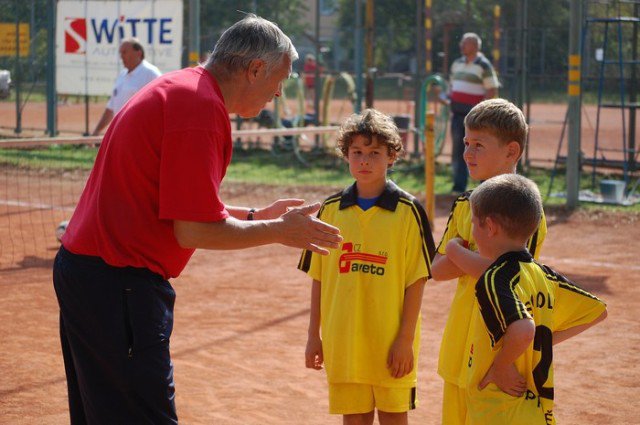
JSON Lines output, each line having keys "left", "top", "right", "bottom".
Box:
{"left": 278, "top": 203, "right": 342, "bottom": 255}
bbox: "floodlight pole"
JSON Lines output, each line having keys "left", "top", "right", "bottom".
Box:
{"left": 315, "top": 0, "right": 321, "bottom": 121}
{"left": 413, "top": 0, "right": 426, "bottom": 156}
{"left": 364, "top": 0, "right": 375, "bottom": 108}
{"left": 15, "top": 9, "right": 22, "bottom": 134}
{"left": 567, "top": 0, "right": 583, "bottom": 208}
{"left": 46, "top": 0, "right": 57, "bottom": 137}
{"left": 354, "top": 0, "right": 364, "bottom": 113}
{"left": 188, "top": 0, "right": 200, "bottom": 67}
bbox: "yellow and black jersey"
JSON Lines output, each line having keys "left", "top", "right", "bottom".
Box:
{"left": 298, "top": 180, "right": 435, "bottom": 387}
{"left": 437, "top": 190, "right": 547, "bottom": 387}
{"left": 465, "top": 250, "right": 606, "bottom": 425}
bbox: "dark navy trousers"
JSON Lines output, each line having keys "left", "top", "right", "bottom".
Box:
{"left": 53, "top": 246, "right": 178, "bottom": 425}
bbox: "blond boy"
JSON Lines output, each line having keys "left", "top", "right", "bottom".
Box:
{"left": 431, "top": 99, "right": 547, "bottom": 424}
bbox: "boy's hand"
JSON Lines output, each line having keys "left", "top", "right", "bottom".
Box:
{"left": 305, "top": 335, "right": 324, "bottom": 370}
{"left": 479, "top": 362, "right": 527, "bottom": 397}
{"left": 447, "top": 237, "right": 469, "bottom": 250}
{"left": 387, "top": 336, "right": 414, "bottom": 379}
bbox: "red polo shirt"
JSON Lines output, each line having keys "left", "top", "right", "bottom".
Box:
{"left": 63, "top": 67, "right": 232, "bottom": 279}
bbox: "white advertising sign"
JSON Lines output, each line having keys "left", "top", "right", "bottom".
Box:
{"left": 56, "top": 0, "right": 183, "bottom": 95}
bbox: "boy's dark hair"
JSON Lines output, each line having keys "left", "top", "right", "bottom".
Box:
{"left": 464, "top": 98, "right": 528, "bottom": 158}
{"left": 470, "top": 174, "right": 542, "bottom": 241}
{"left": 336, "top": 108, "right": 404, "bottom": 159}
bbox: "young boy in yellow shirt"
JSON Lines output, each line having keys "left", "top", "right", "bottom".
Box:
{"left": 299, "top": 109, "right": 436, "bottom": 425}
{"left": 459, "top": 174, "right": 607, "bottom": 424}
{"left": 431, "top": 99, "right": 547, "bottom": 424}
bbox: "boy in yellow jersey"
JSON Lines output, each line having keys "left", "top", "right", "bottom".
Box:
{"left": 298, "top": 109, "right": 436, "bottom": 425}
{"left": 455, "top": 174, "right": 607, "bottom": 424}
{"left": 432, "top": 98, "right": 547, "bottom": 424}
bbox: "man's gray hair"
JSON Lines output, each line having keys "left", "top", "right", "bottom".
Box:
{"left": 461, "top": 32, "right": 482, "bottom": 50}
{"left": 205, "top": 14, "right": 298, "bottom": 74}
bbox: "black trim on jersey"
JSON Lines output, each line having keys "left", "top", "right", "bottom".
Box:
{"left": 435, "top": 191, "right": 472, "bottom": 252}
{"left": 409, "top": 387, "right": 417, "bottom": 410}
{"left": 399, "top": 196, "right": 436, "bottom": 276}
{"left": 298, "top": 249, "right": 313, "bottom": 272}
{"left": 338, "top": 180, "right": 401, "bottom": 211}
{"left": 476, "top": 251, "right": 532, "bottom": 346}
{"left": 527, "top": 228, "right": 539, "bottom": 257}
{"left": 537, "top": 262, "right": 604, "bottom": 302}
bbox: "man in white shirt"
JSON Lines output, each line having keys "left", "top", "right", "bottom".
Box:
{"left": 92, "top": 38, "right": 161, "bottom": 135}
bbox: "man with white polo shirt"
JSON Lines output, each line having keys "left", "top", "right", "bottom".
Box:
{"left": 92, "top": 37, "right": 161, "bottom": 136}
{"left": 447, "top": 33, "right": 499, "bottom": 194}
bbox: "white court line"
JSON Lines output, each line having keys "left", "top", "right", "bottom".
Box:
{"left": 541, "top": 256, "right": 640, "bottom": 272}
{"left": 0, "top": 199, "right": 76, "bottom": 212}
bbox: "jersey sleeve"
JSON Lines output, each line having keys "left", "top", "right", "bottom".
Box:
{"left": 527, "top": 211, "right": 547, "bottom": 260}
{"left": 475, "top": 260, "right": 532, "bottom": 347}
{"left": 542, "top": 265, "right": 607, "bottom": 332}
{"left": 404, "top": 199, "right": 435, "bottom": 285}
{"left": 436, "top": 197, "right": 465, "bottom": 255}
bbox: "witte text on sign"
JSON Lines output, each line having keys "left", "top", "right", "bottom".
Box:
{"left": 56, "top": 0, "right": 183, "bottom": 96}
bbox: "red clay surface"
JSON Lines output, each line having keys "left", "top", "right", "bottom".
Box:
{"left": 1, "top": 97, "right": 637, "bottom": 423}
{"left": 1, "top": 178, "right": 638, "bottom": 424}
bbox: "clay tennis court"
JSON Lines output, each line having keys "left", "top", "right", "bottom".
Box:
{"left": 1, "top": 175, "right": 638, "bottom": 424}
{"left": 1, "top": 99, "right": 638, "bottom": 424}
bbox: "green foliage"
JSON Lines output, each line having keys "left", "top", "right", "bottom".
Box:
{"left": 199, "top": 0, "right": 309, "bottom": 53}
{"left": 0, "top": 144, "right": 637, "bottom": 211}
{"left": 0, "top": 144, "right": 98, "bottom": 170}
{"left": 337, "top": 0, "right": 417, "bottom": 70}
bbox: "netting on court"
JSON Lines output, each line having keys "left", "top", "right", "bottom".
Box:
{"left": 0, "top": 139, "right": 97, "bottom": 270}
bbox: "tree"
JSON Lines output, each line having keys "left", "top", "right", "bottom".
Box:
{"left": 199, "top": 0, "right": 309, "bottom": 54}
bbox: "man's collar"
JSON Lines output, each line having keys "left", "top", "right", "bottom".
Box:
{"left": 127, "top": 60, "right": 145, "bottom": 75}
{"left": 339, "top": 180, "right": 402, "bottom": 211}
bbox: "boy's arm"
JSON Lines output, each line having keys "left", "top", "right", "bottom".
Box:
{"left": 478, "top": 318, "right": 535, "bottom": 397}
{"left": 553, "top": 310, "right": 607, "bottom": 345}
{"left": 387, "top": 278, "right": 426, "bottom": 378}
{"left": 305, "top": 279, "right": 323, "bottom": 370}
{"left": 431, "top": 253, "right": 465, "bottom": 281}
{"left": 446, "top": 238, "right": 494, "bottom": 280}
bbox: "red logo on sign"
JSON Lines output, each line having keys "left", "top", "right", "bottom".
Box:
{"left": 64, "top": 18, "right": 87, "bottom": 54}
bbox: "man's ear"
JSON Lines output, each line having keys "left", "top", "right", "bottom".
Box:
{"left": 506, "top": 141, "right": 521, "bottom": 159}
{"left": 246, "top": 59, "right": 266, "bottom": 83}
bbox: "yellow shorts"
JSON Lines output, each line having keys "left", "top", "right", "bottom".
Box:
{"left": 442, "top": 381, "right": 467, "bottom": 425}
{"left": 466, "top": 384, "right": 551, "bottom": 425}
{"left": 328, "top": 383, "right": 417, "bottom": 415}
